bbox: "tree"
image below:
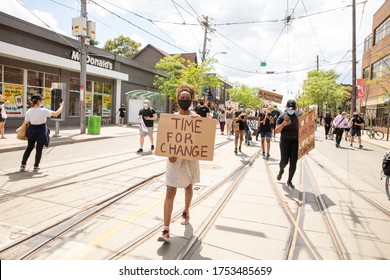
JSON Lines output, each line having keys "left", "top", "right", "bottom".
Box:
{"left": 298, "top": 70, "right": 349, "bottom": 115}
{"left": 153, "top": 55, "right": 220, "bottom": 100}
{"left": 227, "top": 84, "right": 263, "bottom": 108}
{"left": 102, "top": 35, "right": 141, "bottom": 58}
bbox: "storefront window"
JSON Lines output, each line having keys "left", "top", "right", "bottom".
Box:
{"left": 87, "top": 80, "right": 92, "bottom": 91}
{"left": 94, "top": 82, "right": 103, "bottom": 93}
{"left": 45, "top": 73, "right": 60, "bottom": 88}
{"left": 69, "top": 91, "right": 80, "bottom": 116}
{"left": 4, "top": 66, "right": 23, "bottom": 84}
{"left": 28, "top": 70, "right": 44, "bottom": 87}
{"left": 70, "top": 77, "right": 80, "bottom": 91}
{"left": 103, "top": 83, "right": 111, "bottom": 94}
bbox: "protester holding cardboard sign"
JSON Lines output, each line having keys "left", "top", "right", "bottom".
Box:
{"left": 157, "top": 83, "right": 201, "bottom": 243}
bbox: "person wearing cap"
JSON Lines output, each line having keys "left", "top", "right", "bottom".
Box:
{"left": 19, "top": 94, "right": 64, "bottom": 172}
{"left": 332, "top": 111, "right": 349, "bottom": 148}
{"left": 274, "top": 99, "right": 300, "bottom": 189}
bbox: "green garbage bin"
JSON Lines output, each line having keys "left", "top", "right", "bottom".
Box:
{"left": 88, "top": 115, "right": 101, "bottom": 135}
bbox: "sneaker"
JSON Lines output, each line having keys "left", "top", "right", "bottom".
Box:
{"left": 157, "top": 228, "right": 170, "bottom": 243}
{"left": 151, "top": 145, "right": 155, "bottom": 151}
{"left": 239, "top": 146, "right": 242, "bottom": 152}
{"left": 287, "top": 181, "right": 295, "bottom": 189}
{"left": 325, "top": 136, "right": 327, "bottom": 139}
{"left": 262, "top": 151, "right": 265, "bottom": 157}
{"left": 136, "top": 148, "right": 143, "bottom": 153}
{"left": 335, "top": 144, "right": 339, "bottom": 148}
{"left": 19, "top": 165, "right": 26, "bottom": 172}
{"left": 181, "top": 211, "right": 190, "bottom": 225}
{"left": 266, "top": 153, "right": 270, "bottom": 160}
{"left": 277, "top": 170, "right": 284, "bottom": 181}
{"left": 359, "top": 145, "right": 363, "bottom": 149}
{"left": 350, "top": 143, "right": 353, "bottom": 147}
{"left": 234, "top": 148, "right": 237, "bottom": 154}
{"left": 33, "top": 166, "right": 39, "bottom": 172}
{"left": 248, "top": 141, "right": 250, "bottom": 146}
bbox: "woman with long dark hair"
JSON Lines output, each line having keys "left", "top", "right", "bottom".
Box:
{"left": 20, "top": 94, "right": 64, "bottom": 172}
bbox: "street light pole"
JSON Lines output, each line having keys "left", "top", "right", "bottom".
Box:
{"left": 79, "top": 0, "right": 87, "bottom": 134}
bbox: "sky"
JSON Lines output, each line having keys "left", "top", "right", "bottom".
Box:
{"left": 0, "top": 0, "right": 386, "bottom": 100}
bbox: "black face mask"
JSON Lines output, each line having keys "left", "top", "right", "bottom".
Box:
{"left": 199, "top": 101, "right": 204, "bottom": 106}
{"left": 178, "top": 99, "right": 192, "bottom": 111}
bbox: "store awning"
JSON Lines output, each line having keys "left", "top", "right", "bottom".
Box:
{"left": 124, "top": 90, "right": 162, "bottom": 99}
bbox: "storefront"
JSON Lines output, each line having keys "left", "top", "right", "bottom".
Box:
{"left": 0, "top": 11, "right": 164, "bottom": 129}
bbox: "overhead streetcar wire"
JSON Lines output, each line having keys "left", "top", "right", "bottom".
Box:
{"left": 88, "top": 0, "right": 189, "bottom": 53}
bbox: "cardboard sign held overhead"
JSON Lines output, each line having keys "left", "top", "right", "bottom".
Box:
{"left": 298, "top": 109, "right": 316, "bottom": 160}
{"left": 155, "top": 113, "right": 217, "bottom": 161}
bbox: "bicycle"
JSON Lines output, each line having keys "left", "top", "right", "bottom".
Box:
{"left": 382, "top": 150, "right": 390, "bottom": 200}
{"left": 367, "top": 127, "right": 385, "bottom": 140}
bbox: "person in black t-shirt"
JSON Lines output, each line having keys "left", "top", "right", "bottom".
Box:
{"left": 349, "top": 113, "right": 364, "bottom": 149}
{"left": 258, "top": 106, "right": 274, "bottom": 159}
{"left": 137, "top": 99, "right": 157, "bottom": 153}
{"left": 323, "top": 113, "right": 333, "bottom": 139}
{"left": 234, "top": 104, "right": 246, "bottom": 154}
{"left": 194, "top": 99, "right": 211, "bottom": 118}
{"left": 117, "top": 104, "right": 126, "bottom": 126}
{"left": 275, "top": 100, "right": 300, "bottom": 189}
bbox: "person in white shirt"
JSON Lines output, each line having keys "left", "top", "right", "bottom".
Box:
{"left": 332, "top": 111, "right": 349, "bottom": 148}
{"left": 20, "top": 94, "right": 64, "bottom": 172}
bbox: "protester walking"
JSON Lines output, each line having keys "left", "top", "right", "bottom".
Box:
{"left": 350, "top": 112, "right": 364, "bottom": 149}
{"left": 158, "top": 83, "right": 200, "bottom": 243}
{"left": 225, "top": 106, "right": 234, "bottom": 139}
{"left": 333, "top": 111, "right": 349, "bottom": 148}
{"left": 117, "top": 104, "right": 126, "bottom": 126}
{"left": 258, "top": 106, "right": 274, "bottom": 159}
{"left": 270, "top": 105, "right": 280, "bottom": 140}
{"left": 244, "top": 108, "right": 253, "bottom": 146}
{"left": 137, "top": 99, "right": 157, "bottom": 153}
{"left": 323, "top": 112, "right": 333, "bottom": 139}
{"left": 194, "top": 98, "right": 210, "bottom": 118}
{"left": 275, "top": 100, "right": 300, "bottom": 189}
{"left": 234, "top": 104, "right": 246, "bottom": 154}
{"left": 20, "top": 94, "right": 64, "bottom": 172}
{"left": 217, "top": 108, "right": 226, "bottom": 135}
{"left": 344, "top": 114, "right": 351, "bottom": 141}
{"left": 0, "top": 94, "right": 10, "bottom": 139}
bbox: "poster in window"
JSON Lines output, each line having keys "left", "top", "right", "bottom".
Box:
{"left": 102, "top": 94, "right": 111, "bottom": 117}
{"left": 3, "top": 84, "right": 23, "bottom": 116}
{"left": 85, "top": 92, "right": 92, "bottom": 116}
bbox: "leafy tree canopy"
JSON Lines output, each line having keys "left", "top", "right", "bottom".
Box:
{"left": 153, "top": 55, "right": 221, "bottom": 100}
{"left": 227, "top": 83, "right": 263, "bottom": 109}
{"left": 102, "top": 35, "right": 141, "bottom": 58}
{"left": 298, "top": 70, "right": 349, "bottom": 114}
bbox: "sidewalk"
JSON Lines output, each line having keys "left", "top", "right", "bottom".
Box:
{"left": 0, "top": 125, "right": 139, "bottom": 153}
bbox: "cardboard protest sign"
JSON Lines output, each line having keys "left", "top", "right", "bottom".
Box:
{"left": 298, "top": 109, "right": 316, "bottom": 160}
{"left": 155, "top": 113, "right": 217, "bottom": 161}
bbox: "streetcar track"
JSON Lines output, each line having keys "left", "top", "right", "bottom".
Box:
{"left": 302, "top": 158, "right": 350, "bottom": 260}
{"left": 108, "top": 149, "right": 259, "bottom": 260}
{"left": 263, "top": 159, "right": 322, "bottom": 260}
{"left": 307, "top": 154, "right": 390, "bottom": 217}
{"left": 0, "top": 140, "right": 232, "bottom": 259}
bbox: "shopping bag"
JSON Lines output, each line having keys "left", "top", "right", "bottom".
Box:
{"left": 16, "top": 123, "right": 28, "bottom": 140}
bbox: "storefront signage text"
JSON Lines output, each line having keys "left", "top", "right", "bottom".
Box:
{"left": 70, "top": 51, "right": 113, "bottom": 70}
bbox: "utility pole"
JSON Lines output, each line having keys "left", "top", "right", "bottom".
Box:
{"left": 201, "top": 16, "right": 209, "bottom": 62}
{"left": 351, "top": 0, "right": 357, "bottom": 114}
{"left": 79, "top": 0, "right": 87, "bottom": 134}
{"left": 316, "top": 55, "right": 319, "bottom": 71}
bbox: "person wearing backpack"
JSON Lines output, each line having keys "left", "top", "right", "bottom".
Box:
{"left": 274, "top": 100, "right": 301, "bottom": 189}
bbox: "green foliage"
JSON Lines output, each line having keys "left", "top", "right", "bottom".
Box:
{"left": 298, "top": 70, "right": 349, "bottom": 114}
{"left": 153, "top": 55, "right": 221, "bottom": 100}
{"left": 89, "top": 39, "right": 99, "bottom": 46}
{"left": 102, "top": 35, "right": 141, "bottom": 58}
{"left": 227, "top": 83, "right": 263, "bottom": 108}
